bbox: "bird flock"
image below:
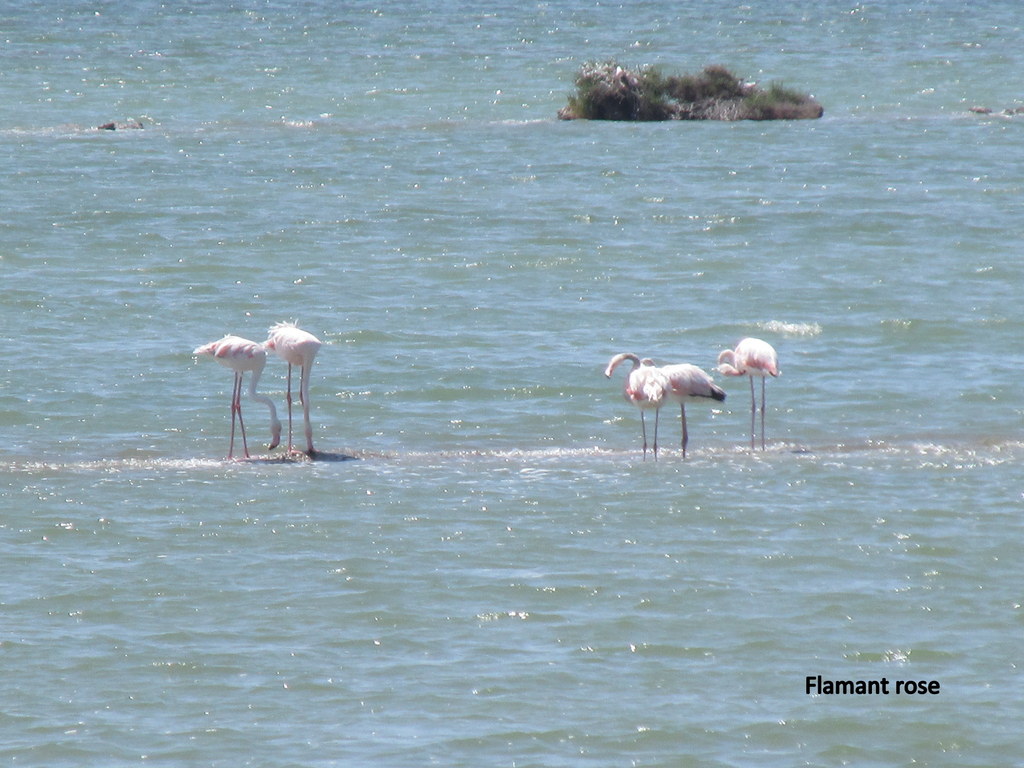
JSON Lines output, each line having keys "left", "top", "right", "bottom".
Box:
{"left": 605, "top": 337, "right": 779, "bottom": 460}
{"left": 194, "top": 322, "right": 322, "bottom": 460}
{"left": 194, "top": 325, "right": 776, "bottom": 462}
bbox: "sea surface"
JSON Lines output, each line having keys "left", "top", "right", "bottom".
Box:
{"left": 2, "top": 1, "right": 1023, "bottom": 765}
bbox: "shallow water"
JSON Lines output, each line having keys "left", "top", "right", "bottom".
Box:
{"left": 3, "top": 1, "right": 1023, "bottom": 765}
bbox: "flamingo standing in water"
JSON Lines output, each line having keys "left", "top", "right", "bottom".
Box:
{"left": 604, "top": 352, "right": 669, "bottom": 460}
{"left": 265, "top": 322, "right": 322, "bottom": 455}
{"left": 194, "top": 335, "right": 282, "bottom": 459}
{"left": 647, "top": 360, "right": 726, "bottom": 459}
{"left": 717, "top": 337, "right": 779, "bottom": 450}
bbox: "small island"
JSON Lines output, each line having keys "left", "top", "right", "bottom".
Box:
{"left": 558, "top": 62, "right": 823, "bottom": 121}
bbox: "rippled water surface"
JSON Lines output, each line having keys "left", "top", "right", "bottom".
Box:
{"left": 2, "top": 1, "right": 1023, "bottom": 765}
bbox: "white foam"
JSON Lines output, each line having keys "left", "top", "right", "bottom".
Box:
{"left": 758, "top": 320, "right": 823, "bottom": 337}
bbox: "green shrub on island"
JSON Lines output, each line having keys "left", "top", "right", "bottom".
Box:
{"left": 558, "top": 63, "right": 823, "bottom": 121}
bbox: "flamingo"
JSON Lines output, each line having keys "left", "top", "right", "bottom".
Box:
{"left": 717, "top": 337, "right": 779, "bottom": 450}
{"left": 604, "top": 353, "right": 669, "bottom": 460}
{"left": 265, "top": 322, "right": 322, "bottom": 455}
{"left": 194, "top": 335, "right": 282, "bottom": 459}
{"left": 647, "top": 360, "right": 726, "bottom": 459}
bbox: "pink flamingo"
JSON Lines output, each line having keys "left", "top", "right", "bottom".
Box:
{"left": 265, "top": 322, "right": 322, "bottom": 455}
{"left": 604, "top": 353, "right": 669, "bottom": 460}
{"left": 647, "top": 360, "right": 726, "bottom": 459}
{"left": 194, "top": 335, "right": 281, "bottom": 459}
{"left": 717, "top": 337, "right": 779, "bottom": 450}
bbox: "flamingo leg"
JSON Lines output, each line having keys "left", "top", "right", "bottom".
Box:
{"left": 760, "top": 377, "right": 767, "bottom": 451}
{"left": 748, "top": 375, "right": 756, "bottom": 450}
{"left": 300, "top": 362, "right": 314, "bottom": 454}
{"left": 285, "top": 363, "right": 295, "bottom": 452}
{"left": 236, "top": 373, "right": 251, "bottom": 458}
{"left": 227, "top": 372, "right": 241, "bottom": 459}
{"left": 680, "top": 403, "right": 689, "bottom": 460}
{"left": 228, "top": 372, "right": 251, "bottom": 460}
{"left": 640, "top": 411, "right": 649, "bottom": 460}
{"left": 652, "top": 408, "right": 660, "bottom": 461}
{"left": 237, "top": 408, "right": 250, "bottom": 458}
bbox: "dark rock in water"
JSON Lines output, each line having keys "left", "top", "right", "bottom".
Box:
{"left": 97, "top": 120, "right": 145, "bottom": 130}
{"left": 968, "top": 105, "right": 1024, "bottom": 116}
{"left": 307, "top": 450, "right": 359, "bottom": 462}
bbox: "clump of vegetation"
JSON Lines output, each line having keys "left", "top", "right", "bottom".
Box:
{"left": 558, "top": 62, "right": 823, "bottom": 121}
{"left": 557, "top": 62, "right": 670, "bottom": 121}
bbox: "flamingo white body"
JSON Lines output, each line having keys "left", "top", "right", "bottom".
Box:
{"left": 717, "top": 337, "right": 779, "bottom": 450}
{"left": 648, "top": 360, "right": 726, "bottom": 459}
{"left": 604, "top": 352, "right": 669, "bottom": 460}
{"left": 265, "top": 322, "right": 322, "bottom": 455}
{"left": 194, "top": 335, "right": 282, "bottom": 459}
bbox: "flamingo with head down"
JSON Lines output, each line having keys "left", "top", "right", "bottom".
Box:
{"left": 265, "top": 322, "right": 322, "bottom": 455}
{"left": 604, "top": 353, "right": 669, "bottom": 460}
{"left": 717, "top": 337, "right": 779, "bottom": 450}
{"left": 194, "top": 335, "right": 282, "bottom": 459}
{"left": 646, "top": 359, "right": 726, "bottom": 459}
